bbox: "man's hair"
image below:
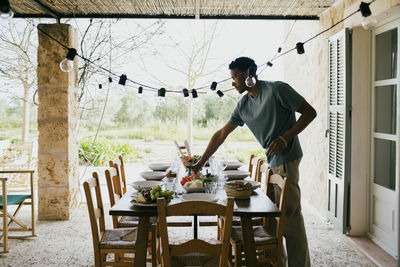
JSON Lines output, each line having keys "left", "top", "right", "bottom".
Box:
{"left": 229, "top": 57, "right": 257, "bottom": 72}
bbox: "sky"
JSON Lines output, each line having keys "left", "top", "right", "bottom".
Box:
{"left": 0, "top": 18, "right": 288, "bottom": 104}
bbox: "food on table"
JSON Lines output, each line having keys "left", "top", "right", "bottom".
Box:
{"left": 181, "top": 155, "right": 201, "bottom": 168}
{"left": 181, "top": 173, "right": 216, "bottom": 189}
{"left": 136, "top": 185, "right": 174, "bottom": 203}
{"left": 225, "top": 180, "right": 252, "bottom": 191}
{"left": 180, "top": 173, "right": 200, "bottom": 185}
{"left": 165, "top": 170, "right": 177, "bottom": 178}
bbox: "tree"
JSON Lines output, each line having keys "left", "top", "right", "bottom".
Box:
{"left": 0, "top": 20, "right": 37, "bottom": 142}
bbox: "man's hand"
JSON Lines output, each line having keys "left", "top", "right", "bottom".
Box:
{"left": 266, "top": 138, "right": 286, "bottom": 155}
{"left": 192, "top": 162, "right": 204, "bottom": 174}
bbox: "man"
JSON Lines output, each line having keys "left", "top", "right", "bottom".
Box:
{"left": 193, "top": 57, "right": 316, "bottom": 267}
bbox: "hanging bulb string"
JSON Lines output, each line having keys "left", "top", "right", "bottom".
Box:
{"left": 24, "top": 0, "right": 375, "bottom": 96}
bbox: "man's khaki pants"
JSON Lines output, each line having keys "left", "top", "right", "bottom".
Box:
{"left": 270, "top": 158, "right": 311, "bottom": 267}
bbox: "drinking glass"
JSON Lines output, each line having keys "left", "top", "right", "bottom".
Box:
{"left": 165, "top": 177, "right": 176, "bottom": 191}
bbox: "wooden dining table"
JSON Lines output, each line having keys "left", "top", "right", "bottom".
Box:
{"left": 110, "top": 186, "right": 280, "bottom": 267}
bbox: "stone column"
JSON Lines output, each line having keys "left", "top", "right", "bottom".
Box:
{"left": 37, "top": 24, "right": 79, "bottom": 220}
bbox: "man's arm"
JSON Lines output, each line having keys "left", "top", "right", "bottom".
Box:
{"left": 267, "top": 100, "right": 317, "bottom": 155}
{"left": 193, "top": 122, "right": 238, "bottom": 173}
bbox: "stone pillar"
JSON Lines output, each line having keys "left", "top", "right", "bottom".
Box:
{"left": 37, "top": 24, "right": 79, "bottom": 220}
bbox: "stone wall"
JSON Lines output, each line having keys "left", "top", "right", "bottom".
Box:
{"left": 281, "top": 0, "right": 358, "bottom": 215}
{"left": 282, "top": 0, "right": 399, "bottom": 218}
{"left": 37, "top": 24, "right": 79, "bottom": 220}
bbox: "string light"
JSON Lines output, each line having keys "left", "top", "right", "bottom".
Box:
{"left": 296, "top": 42, "right": 305, "bottom": 54}
{"left": 98, "top": 84, "right": 102, "bottom": 89}
{"left": 360, "top": 1, "right": 377, "bottom": 30}
{"left": 118, "top": 74, "right": 127, "bottom": 87}
{"left": 245, "top": 66, "right": 257, "bottom": 87}
{"left": 59, "top": 48, "right": 77, "bottom": 72}
{"left": 182, "top": 88, "right": 190, "bottom": 105}
{"left": 191, "top": 89, "right": 198, "bottom": 99}
{"left": 108, "top": 77, "right": 113, "bottom": 83}
{"left": 157, "top": 88, "right": 166, "bottom": 104}
{"left": 0, "top": 0, "right": 13, "bottom": 20}
{"left": 24, "top": 0, "right": 376, "bottom": 101}
{"left": 138, "top": 86, "right": 143, "bottom": 98}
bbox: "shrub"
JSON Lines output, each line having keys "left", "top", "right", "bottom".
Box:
{"left": 79, "top": 138, "right": 140, "bottom": 166}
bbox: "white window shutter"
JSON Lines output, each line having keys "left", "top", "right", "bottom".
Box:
{"left": 327, "top": 28, "right": 351, "bottom": 234}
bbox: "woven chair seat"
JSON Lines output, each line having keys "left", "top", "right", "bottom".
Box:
{"left": 231, "top": 215, "right": 263, "bottom": 226}
{"left": 171, "top": 253, "right": 219, "bottom": 267}
{"left": 0, "top": 194, "right": 30, "bottom": 208}
{"left": 100, "top": 228, "right": 137, "bottom": 249}
{"left": 118, "top": 216, "right": 157, "bottom": 227}
{"left": 231, "top": 226, "right": 277, "bottom": 246}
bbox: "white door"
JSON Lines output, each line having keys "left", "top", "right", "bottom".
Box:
{"left": 369, "top": 19, "right": 399, "bottom": 259}
{"left": 327, "top": 29, "right": 351, "bottom": 234}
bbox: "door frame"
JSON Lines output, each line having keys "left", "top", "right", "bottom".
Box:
{"left": 367, "top": 17, "right": 400, "bottom": 259}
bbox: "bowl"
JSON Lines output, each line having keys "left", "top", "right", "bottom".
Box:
{"left": 139, "top": 171, "right": 166, "bottom": 180}
{"left": 131, "top": 180, "right": 163, "bottom": 191}
{"left": 148, "top": 162, "right": 170, "bottom": 171}
{"left": 224, "top": 181, "right": 253, "bottom": 199}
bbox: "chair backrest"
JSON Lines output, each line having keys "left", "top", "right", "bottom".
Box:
{"left": 83, "top": 172, "right": 106, "bottom": 253}
{"left": 249, "top": 155, "right": 263, "bottom": 182}
{"left": 109, "top": 155, "right": 126, "bottom": 194}
{"left": 173, "top": 140, "right": 191, "bottom": 157}
{"left": 104, "top": 167, "right": 122, "bottom": 228}
{"left": 0, "top": 177, "right": 8, "bottom": 252}
{"left": 262, "top": 165, "right": 290, "bottom": 241}
{"left": 157, "top": 198, "right": 234, "bottom": 267}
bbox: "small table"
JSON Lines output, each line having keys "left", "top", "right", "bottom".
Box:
{"left": 110, "top": 188, "right": 280, "bottom": 267}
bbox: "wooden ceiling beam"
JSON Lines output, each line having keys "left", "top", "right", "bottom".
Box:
{"left": 29, "top": 0, "right": 60, "bottom": 19}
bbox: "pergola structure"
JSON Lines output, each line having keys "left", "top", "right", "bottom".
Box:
{"left": 8, "top": 0, "right": 340, "bottom": 220}
{"left": 14, "top": 0, "right": 336, "bottom": 20}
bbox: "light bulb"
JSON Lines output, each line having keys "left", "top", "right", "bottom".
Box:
{"left": 296, "top": 54, "right": 308, "bottom": 65}
{"left": 245, "top": 76, "right": 256, "bottom": 87}
{"left": 206, "top": 89, "right": 215, "bottom": 97}
{"left": 0, "top": 8, "right": 12, "bottom": 19}
{"left": 59, "top": 58, "right": 74, "bottom": 72}
{"left": 59, "top": 48, "right": 77, "bottom": 72}
{"left": 157, "top": 96, "right": 165, "bottom": 105}
{"left": 362, "top": 16, "right": 378, "bottom": 30}
{"left": 184, "top": 97, "right": 191, "bottom": 105}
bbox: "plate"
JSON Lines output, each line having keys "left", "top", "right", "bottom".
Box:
{"left": 221, "top": 160, "right": 242, "bottom": 170}
{"left": 131, "top": 180, "right": 163, "bottom": 191}
{"left": 148, "top": 162, "right": 170, "bottom": 171}
{"left": 140, "top": 171, "right": 165, "bottom": 180}
{"left": 224, "top": 170, "right": 250, "bottom": 180}
{"left": 130, "top": 199, "right": 158, "bottom": 207}
{"left": 183, "top": 185, "right": 205, "bottom": 193}
{"left": 181, "top": 193, "right": 218, "bottom": 202}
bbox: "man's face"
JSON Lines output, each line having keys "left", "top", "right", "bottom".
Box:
{"left": 230, "top": 68, "right": 247, "bottom": 94}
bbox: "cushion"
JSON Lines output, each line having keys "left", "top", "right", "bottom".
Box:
{"left": 231, "top": 226, "right": 277, "bottom": 246}
{"left": 0, "top": 194, "right": 30, "bottom": 208}
{"left": 100, "top": 228, "right": 137, "bottom": 249}
{"left": 118, "top": 216, "right": 157, "bottom": 227}
{"left": 171, "top": 253, "right": 219, "bottom": 267}
{"left": 231, "top": 216, "right": 264, "bottom": 226}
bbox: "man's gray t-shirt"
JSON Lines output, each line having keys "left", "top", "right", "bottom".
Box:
{"left": 229, "top": 81, "right": 304, "bottom": 167}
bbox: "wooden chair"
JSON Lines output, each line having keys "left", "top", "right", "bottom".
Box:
{"left": 109, "top": 156, "right": 127, "bottom": 194}
{"left": 0, "top": 177, "right": 8, "bottom": 253}
{"left": 230, "top": 167, "right": 290, "bottom": 267}
{"left": 157, "top": 197, "right": 234, "bottom": 267}
{"left": 173, "top": 140, "right": 191, "bottom": 157}
{"left": 83, "top": 172, "right": 137, "bottom": 267}
{"left": 217, "top": 157, "right": 264, "bottom": 239}
{"left": 0, "top": 170, "right": 35, "bottom": 247}
{"left": 104, "top": 168, "right": 158, "bottom": 266}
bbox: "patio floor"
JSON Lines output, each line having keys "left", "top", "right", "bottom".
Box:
{"left": 0, "top": 164, "right": 376, "bottom": 266}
